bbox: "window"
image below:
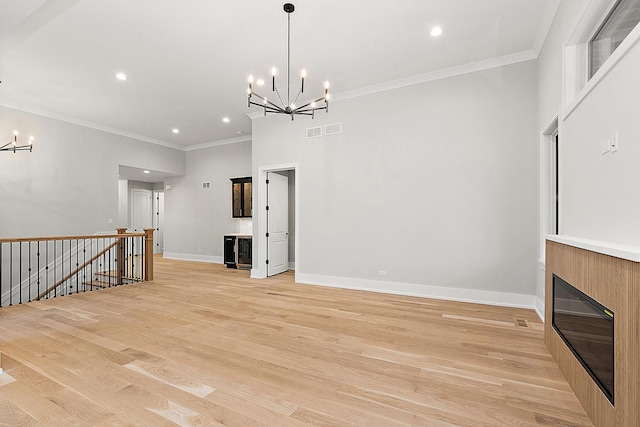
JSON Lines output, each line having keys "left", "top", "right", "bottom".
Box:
{"left": 590, "top": 0, "right": 640, "bottom": 77}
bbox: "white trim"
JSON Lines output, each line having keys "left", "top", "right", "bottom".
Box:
{"left": 563, "top": 3, "right": 640, "bottom": 120}
{"left": 333, "top": 51, "right": 537, "bottom": 102}
{"left": 535, "top": 298, "right": 545, "bottom": 322}
{"left": 249, "top": 51, "right": 537, "bottom": 120}
{"left": 162, "top": 253, "right": 223, "bottom": 264}
{"left": 183, "top": 135, "right": 252, "bottom": 152}
{"left": 546, "top": 235, "right": 640, "bottom": 262}
{"left": 1, "top": 101, "right": 252, "bottom": 152}
{"left": 288, "top": 262, "right": 295, "bottom": 270}
{"left": 250, "top": 268, "right": 266, "bottom": 279}
{"left": 296, "top": 273, "right": 536, "bottom": 310}
{"left": 0, "top": 101, "right": 184, "bottom": 150}
{"left": 254, "top": 163, "right": 299, "bottom": 281}
{"left": 539, "top": 109, "right": 559, "bottom": 262}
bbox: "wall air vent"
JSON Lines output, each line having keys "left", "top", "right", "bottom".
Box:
{"left": 307, "top": 126, "right": 322, "bottom": 138}
{"left": 202, "top": 182, "right": 211, "bottom": 189}
{"left": 325, "top": 123, "right": 342, "bottom": 135}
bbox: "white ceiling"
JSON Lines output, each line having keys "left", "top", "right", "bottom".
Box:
{"left": 0, "top": 0, "right": 560, "bottom": 149}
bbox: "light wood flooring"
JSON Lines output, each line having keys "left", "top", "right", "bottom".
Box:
{"left": 0, "top": 257, "right": 593, "bottom": 426}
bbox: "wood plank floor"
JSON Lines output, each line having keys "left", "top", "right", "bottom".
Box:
{"left": 0, "top": 257, "right": 592, "bottom": 426}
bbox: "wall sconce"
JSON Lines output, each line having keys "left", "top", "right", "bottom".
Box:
{"left": 1, "top": 131, "right": 34, "bottom": 153}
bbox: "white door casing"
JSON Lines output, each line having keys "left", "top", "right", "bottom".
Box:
{"left": 153, "top": 190, "right": 165, "bottom": 254}
{"left": 267, "top": 172, "right": 289, "bottom": 276}
{"left": 131, "top": 188, "right": 152, "bottom": 256}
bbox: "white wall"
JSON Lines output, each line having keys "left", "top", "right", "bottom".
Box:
{"left": 0, "top": 106, "right": 185, "bottom": 238}
{"left": 535, "top": 0, "right": 640, "bottom": 318}
{"left": 535, "top": 0, "right": 586, "bottom": 318}
{"left": 560, "top": 39, "right": 640, "bottom": 246}
{"left": 163, "top": 141, "right": 252, "bottom": 262}
{"left": 252, "top": 60, "right": 539, "bottom": 307}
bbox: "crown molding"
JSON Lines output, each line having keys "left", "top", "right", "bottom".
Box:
{"left": 183, "top": 135, "right": 252, "bottom": 152}
{"left": 0, "top": 100, "right": 184, "bottom": 150}
{"left": 332, "top": 50, "right": 537, "bottom": 102}
{"left": 4, "top": 49, "right": 538, "bottom": 148}
{"left": 248, "top": 50, "right": 537, "bottom": 120}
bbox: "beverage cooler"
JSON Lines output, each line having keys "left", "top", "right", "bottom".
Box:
{"left": 224, "top": 234, "right": 252, "bottom": 269}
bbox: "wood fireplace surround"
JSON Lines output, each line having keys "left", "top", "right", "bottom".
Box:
{"left": 545, "top": 236, "right": 640, "bottom": 427}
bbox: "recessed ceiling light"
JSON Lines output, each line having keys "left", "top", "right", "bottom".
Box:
{"left": 172, "top": 128, "right": 180, "bottom": 134}
{"left": 223, "top": 117, "right": 230, "bottom": 123}
{"left": 430, "top": 27, "right": 443, "bottom": 37}
{"left": 116, "top": 72, "right": 127, "bottom": 81}
{"left": 143, "top": 170, "right": 150, "bottom": 174}
{"left": 256, "top": 79, "right": 265, "bottom": 86}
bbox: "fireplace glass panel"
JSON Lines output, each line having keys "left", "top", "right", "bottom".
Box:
{"left": 552, "top": 274, "right": 614, "bottom": 404}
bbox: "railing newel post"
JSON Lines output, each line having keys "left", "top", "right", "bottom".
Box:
{"left": 116, "top": 228, "right": 127, "bottom": 286}
{"left": 143, "top": 228, "right": 154, "bottom": 282}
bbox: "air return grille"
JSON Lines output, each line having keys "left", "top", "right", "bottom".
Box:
{"left": 307, "top": 126, "right": 322, "bottom": 138}
{"left": 325, "top": 123, "right": 342, "bottom": 135}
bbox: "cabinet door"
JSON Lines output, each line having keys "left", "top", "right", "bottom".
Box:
{"left": 243, "top": 182, "right": 252, "bottom": 217}
{"left": 232, "top": 182, "right": 243, "bottom": 217}
{"left": 231, "top": 177, "right": 252, "bottom": 218}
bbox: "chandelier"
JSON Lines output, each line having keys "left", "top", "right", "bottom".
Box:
{"left": 247, "top": 3, "right": 330, "bottom": 120}
{"left": 1, "top": 131, "right": 34, "bottom": 153}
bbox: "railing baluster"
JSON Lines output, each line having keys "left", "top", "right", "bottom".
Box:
{"left": 37, "top": 241, "right": 41, "bottom": 302}
{"left": 10, "top": 243, "right": 13, "bottom": 306}
{"left": 19, "top": 242, "right": 23, "bottom": 305}
{"left": 0, "top": 243, "right": 3, "bottom": 308}
{"left": 27, "top": 241, "right": 31, "bottom": 303}
{"left": 54, "top": 240, "right": 57, "bottom": 298}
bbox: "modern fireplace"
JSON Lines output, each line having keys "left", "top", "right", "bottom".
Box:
{"left": 552, "top": 274, "right": 614, "bottom": 404}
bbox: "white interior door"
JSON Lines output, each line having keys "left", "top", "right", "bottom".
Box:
{"left": 132, "top": 189, "right": 153, "bottom": 232}
{"left": 267, "top": 172, "right": 289, "bottom": 276}
{"left": 153, "top": 191, "right": 164, "bottom": 254}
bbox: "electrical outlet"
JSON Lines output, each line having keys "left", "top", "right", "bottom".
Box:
{"left": 601, "top": 139, "right": 610, "bottom": 154}
{"left": 378, "top": 270, "right": 387, "bottom": 276}
{"left": 610, "top": 132, "right": 619, "bottom": 152}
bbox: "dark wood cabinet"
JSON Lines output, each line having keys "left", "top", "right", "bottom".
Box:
{"left": 231, "top": 177, "right": 252, "bottom": 218}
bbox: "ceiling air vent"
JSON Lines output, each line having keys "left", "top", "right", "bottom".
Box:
{"left": 307, "top": 126, "right": 322, "bottom": 138}
{"left": 325, "top": 123, "right": 342, "bottom": 135}
{"left": 202, "top": 182, "right": 211, "bottom": 189}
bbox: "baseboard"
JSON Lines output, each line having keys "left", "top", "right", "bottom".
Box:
{"left": 535, "top": 297, "right": 545, "bottom": 322}
{"left": 250, "top": 268, "right": 266, "bottom": 279}
{"left": 288, "top": 262, "right": 296, "bottom": 270}
{"left": 162, "top": 253, "right": 223, "bottom": 264}
{"left": 295, "top": 273, "right": 536, "bottom": 309}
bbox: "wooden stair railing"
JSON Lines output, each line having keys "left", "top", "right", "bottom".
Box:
{"left": 0, "top": 228, "right": 154, "bottom": 308}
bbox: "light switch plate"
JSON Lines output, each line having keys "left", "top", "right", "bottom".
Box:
{"left": 610, "top": 132, "right": 619, "bottom": 152}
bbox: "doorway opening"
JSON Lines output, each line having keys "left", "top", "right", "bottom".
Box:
{"left": 254, "top": 164, "right": 298, "bottom": 279}
{"left": 541, "top": 114, "right": 559, "bottom": 258}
